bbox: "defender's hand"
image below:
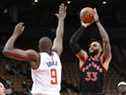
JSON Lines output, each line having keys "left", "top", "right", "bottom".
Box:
{"left": 13, "top": 22, "right": 25, "bottom": 36}
{"left": 56, "top": 3, "right": 67, "bottom": 20}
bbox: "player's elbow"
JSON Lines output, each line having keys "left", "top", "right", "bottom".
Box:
{"left": 2, "top": 47, "right": 12, "bottom": 57}
{"left": 2, "top": 48, "right": 8, "bottom": 55}
{"left": 69, "top": 38, "right": 74, "bottom": 49}
{"left": 69, "top": 39, "right": 81, "bottom": 54}
{"left": 2, "top": 50, "right": 9, "bottom": 57}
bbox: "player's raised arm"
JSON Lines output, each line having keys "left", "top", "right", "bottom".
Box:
{"left": 52, "top": 3, "right": 66, "bottom": 56}
{"left": 2, "top": 23, "right": 39, "bottom": 62}
{"left": 69, "top": 26, "right": 88, "bottom": 68}
{"left": 69, "top": 7, "right": 96, "bottom": 67}
{"left": 94, "top": 8, "right": 112, "bottom": 71}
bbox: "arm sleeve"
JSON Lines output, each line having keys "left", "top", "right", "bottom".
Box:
{"left": 69, "top": 26, "right": 86, "bottom": 54}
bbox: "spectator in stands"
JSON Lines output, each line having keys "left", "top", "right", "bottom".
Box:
{"left": 0, "top": 82, "right": 5, "bottom": 95}
{"left": 69, "top": 8, "right": 112, "bottom": 95}
{"left": 118, "top": 81, "right": 126, "bottom": 95}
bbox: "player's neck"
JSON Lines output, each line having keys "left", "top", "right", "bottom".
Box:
{"left": 47, "top": 50, "right": 53, "bottom": 56}
{"left": 40, "top": 49, "right": 52, "bottom": 55}
{"left": 92, "top": 54, "right": 100, "bottom": 60}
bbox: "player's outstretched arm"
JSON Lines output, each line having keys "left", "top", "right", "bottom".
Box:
{"left": 52, "top": 3, "right": 66, "bottom": 56}
{"left": 94, "top": 8, "right": 112, "bottom": 71}
{"left": 2, "top": 23, "right": 38, "bottom": 62}
{"left": 69, "top": 26, "right": 88, "bottom": 68}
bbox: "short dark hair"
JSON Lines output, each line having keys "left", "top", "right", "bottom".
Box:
{"left": 39, "top": 37, "right": 52, "bottom": 52}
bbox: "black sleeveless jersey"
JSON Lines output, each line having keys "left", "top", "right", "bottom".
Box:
{"left": 80, "top": 57, "right": 105, "bottom": 93}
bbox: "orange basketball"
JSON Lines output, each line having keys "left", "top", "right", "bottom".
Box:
{"left": 80, "top": 7, "right": 94, "bottom": 23}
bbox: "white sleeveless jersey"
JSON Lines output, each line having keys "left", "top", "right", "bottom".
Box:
{"left": 31, "top": 52, "right": 62, "bottom": 95}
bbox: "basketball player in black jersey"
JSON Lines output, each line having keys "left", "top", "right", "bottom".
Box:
{"left": 69, "top": 8, "right": 112, "bottom": 95}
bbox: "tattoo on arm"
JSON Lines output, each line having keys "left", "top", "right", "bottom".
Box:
{"left": 96, "top": 22, "right": 111, "bottom": 56}
{"left": 96, "top": 22, "right": 112, "bottom": 71}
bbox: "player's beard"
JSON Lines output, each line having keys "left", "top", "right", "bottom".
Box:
{"left": 88, "top": 48, "right": 99, "bottom": 57}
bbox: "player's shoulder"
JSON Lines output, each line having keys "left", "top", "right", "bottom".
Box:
{"left": 26, "top": 49, "right": 38, "bottom": 56}
{"left": 51, "top": 50, "right": 59, "bottom": 56}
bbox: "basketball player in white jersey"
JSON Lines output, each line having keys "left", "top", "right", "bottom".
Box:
{"left": 3, "top": 3, "right": 66, "bottom": 95}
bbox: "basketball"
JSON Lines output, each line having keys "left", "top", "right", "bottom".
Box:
{"left": 80, "top": 7, "right": 94, "bottom": 23}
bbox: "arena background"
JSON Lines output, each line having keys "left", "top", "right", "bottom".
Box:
{"left": 0, "top": 0, "right": 125, "bottom": 95}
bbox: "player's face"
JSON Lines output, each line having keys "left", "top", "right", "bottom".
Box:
{"left": 0, "top": 82, "right": 5, "bottom": 95}
{"left": 88, "top": 41, "right": 102, "bottom": 56}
